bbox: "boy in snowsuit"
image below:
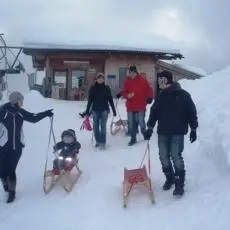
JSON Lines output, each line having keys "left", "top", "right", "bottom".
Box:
{"left": 0, "top": 91, "right": 53, "bottom": 203}
{"left": 144, "top": 70, "right": 198, "bottom": 196}
{"left": 53, "top": 129, "right": 81, "bottom": 173}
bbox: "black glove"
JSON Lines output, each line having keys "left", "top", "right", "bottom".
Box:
{"left": 190, "top": 129, "right": 197, "bottom": 143}
{"left": 147, "top": 97, "right": 153, "bottom": 104}
{"left": 144, "top": 128, "right": 153, "bottom": 140}
{"left": 116, "top": 93, "right": 121, "bottom": 99}
{"left": 44, "top": 109, "right": 53, "bottom": 117}
{"left": 79, "top": 112, "right": 86, "bottom": 118}
{"left": 113, "top": 111, "right": 117, "bottom": 117}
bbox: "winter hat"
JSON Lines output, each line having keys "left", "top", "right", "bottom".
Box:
{"left": 129, "top": 65, "right": 138, "bottom": 73}
{"left": 61, "top": 129, "right": 75, "bottom": 139}
{"left": 9, "top": 91, "right": 24, "bottom": 104}
{"left": 67, "top": 129, "right": 76, "bottom": 138}
{"left": 96, "top": 72, "right": 104, "bottom": 80}
{"left": 158, "top": 70, "right": 173, "bottom": 84}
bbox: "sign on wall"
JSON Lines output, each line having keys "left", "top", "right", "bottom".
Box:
{"left": 107, "top": 74, "right": 116, "bottom": 79}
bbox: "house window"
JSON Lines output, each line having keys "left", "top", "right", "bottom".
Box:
{"left": 72, "top": 70, "right": 86, "bottom": 89}
{"left": 53, "top": 70, "right": 67, "bottom": 88}
{"left": 119, "top": 67, "right": 128, "bottom": 88}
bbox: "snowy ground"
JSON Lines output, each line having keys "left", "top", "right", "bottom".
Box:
{"left": 1, "top": 67, "right": 230, "bottom": 230}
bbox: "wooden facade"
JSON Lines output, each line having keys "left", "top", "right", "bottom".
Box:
{"left": 23, "top": 44, "right": 202, "bottom": 100}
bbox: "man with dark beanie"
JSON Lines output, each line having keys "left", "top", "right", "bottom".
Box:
{"left": 144, "top": 70, "right": 198, "bottom": 196}
{"left": 0, "top": 91, "right": 53, "bottom": 203}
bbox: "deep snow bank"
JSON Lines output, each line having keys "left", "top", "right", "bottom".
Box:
{"left": 180, "top": 66, "right": 230, "bottom": 174}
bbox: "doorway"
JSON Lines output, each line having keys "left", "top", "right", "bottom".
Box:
{"left": 71, "top": 70, "right": 86, "bottom": 100}
{"left": 53, "top": 69, "right": 68, "bottom": 99}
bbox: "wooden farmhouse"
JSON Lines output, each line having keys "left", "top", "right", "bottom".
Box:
{"left": 23, "top": 43, "right": 203, "bottom": 100}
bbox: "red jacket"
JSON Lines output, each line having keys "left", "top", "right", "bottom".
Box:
{"left": 122, "top": 75, "right": 153, "bottom": 112}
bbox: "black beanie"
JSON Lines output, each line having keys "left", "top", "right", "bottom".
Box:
{"left": 158, "top": 70, "right": 173, "bottom": 83}
{"left": 129, "top": 65, "right": 138, "bottom": 73}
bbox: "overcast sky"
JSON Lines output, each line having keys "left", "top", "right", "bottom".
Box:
{"left": 1, "top": 0, "right": 229, "bottom": 74}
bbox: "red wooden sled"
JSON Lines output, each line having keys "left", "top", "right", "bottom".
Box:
{"left": 122, "top": 142, "right": 155, "bottom": 207}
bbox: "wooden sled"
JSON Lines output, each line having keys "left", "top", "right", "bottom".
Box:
{"left": 43, "top": 157, "right": 82, "bottom": 194}
{"left": 123, "top": 165, "right": 155, "bottom": 208}
{"left": 110, "top": 119, "right": 128, "bottom": 135}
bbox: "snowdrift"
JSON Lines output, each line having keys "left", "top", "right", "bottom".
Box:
{"left": 180, "top": 66, "right": 230, "bottom": 174}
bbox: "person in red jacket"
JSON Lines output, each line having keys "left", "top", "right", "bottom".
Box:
{"left": 121, "top": 65, "right": 153, "bottom": 146}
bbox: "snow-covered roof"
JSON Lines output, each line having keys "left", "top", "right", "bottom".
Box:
{"left": 174, "top": 64, "right": 206, "bottom": 76}
{"left": 23, "top": 42, "right": 183, "bottom": 58}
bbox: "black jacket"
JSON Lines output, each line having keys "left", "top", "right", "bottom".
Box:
{"left": 0, "top": 103, "right": 49, "bottom": 150}
{"left": 85, "top": 82, "right": 116, "bottom": 115}
{"left": 54, "top": 141, "right": 81, "bottom": 158}
{"left": 147, "top": 82, "right": 198, "bottom": 135}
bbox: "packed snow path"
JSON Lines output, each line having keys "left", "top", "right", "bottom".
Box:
{"left": 1, "top": 67, "right": 230, "bottom": 230}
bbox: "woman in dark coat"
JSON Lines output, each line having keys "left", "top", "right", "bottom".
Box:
{"left": 85, "top": 73, "right": 116, "bottom": 149}
{"left": 0, "top": 91, "right": 53, "bottom": 203}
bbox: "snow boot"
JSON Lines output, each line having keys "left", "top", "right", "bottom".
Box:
{"left": 128, "top": 137, "right": 137, "bottom": 146}
{"left": 7, "top": 180, "right": 16, "bottom": 203}
{"left": 1, "top": 178, "right": 9, "bottom": 192}
{"left": 99, "top": 143, "right": 106, "bottom": 150}
{"left": 7, "top": 191, "right": 16, "bottom": 203}
{"left": 162, "top": 167, "right": 175, "bottom": 191}
{"left": 173, "top": 170, "right": 185, "bottom": 196}
{"left": 95, "top": 143, "right": 100, "bottom": 148}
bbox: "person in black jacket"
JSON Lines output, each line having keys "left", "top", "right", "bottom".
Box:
{"left": 0, "top": 91, "right": 53, "bottom": 203}
{"left": 85, "top": 73, "right": 116, "bottom": 149}
{"left": 144, "top": 70, "right": 198, "bottom": 196}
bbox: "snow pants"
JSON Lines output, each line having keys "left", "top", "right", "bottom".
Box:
{"left": 0, "top": 147, "right": 22, "bottom": 191}
{"left": 92, "top": 110, "right": 108, "bottom": 144}
{"left": 158, "top": 135, "right": 185, "bottom": 175}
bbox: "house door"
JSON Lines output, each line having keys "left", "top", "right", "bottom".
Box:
{"left": 119, "top": 67, "right": 128, "bottom": 89}
{"left": 71, "top": 70, "right": 86, "bottom": 100}
{"left": 53, "top": 70, "right": 68, "bottom": 100}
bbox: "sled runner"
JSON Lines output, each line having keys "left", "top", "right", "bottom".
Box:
{"left": 43, "top": 156, "right": 82, "bottom": 193}
{"left": 122, "top": 141, "right": 155, "bottom": 207}
{"left": 43, "top": 117, "right": 82, "bottom": 194}
{"left": 110, "top": 99, "right": 127, "bottom": 135}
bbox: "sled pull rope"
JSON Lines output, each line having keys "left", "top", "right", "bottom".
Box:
{"left": 44, "top": 117, "right": 57, "bottom": 175}
{"left": 126, "top": 141, "right": 151, "bottom": 198}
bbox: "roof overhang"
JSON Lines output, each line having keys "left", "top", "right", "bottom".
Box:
{"left": 22, "top": 42, "right": 184, "bottom": 69}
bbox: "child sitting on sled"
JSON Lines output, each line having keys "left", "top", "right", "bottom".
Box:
{"left": 52, "top": 129, "right": 81, "bottom": 174}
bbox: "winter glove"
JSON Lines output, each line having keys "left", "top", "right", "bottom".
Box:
{"left": 190, "top": 129, "right": 197, "bottom": 143}
{"left": 113, "top": 111, "right": 117, "bottom": 117}
{"left": 116, "top": 93, "right": 121, "bottom": 99}
{"left": 147, "top": 97, "right": 153, "bottom": 104}
{"left": 127, "top": 92, "right": 134, "bottom": 99}
{"left": 53, "top": 145, "right": 58, "bottom": 153}
{"left": 79, "top": 112, "right": 86, "bottom": 118}
{"left": 44, "top": 109, "right": 54, "bottom": 117}
{"left": 144, "top": 128, "right": 153, "bottom": 140}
